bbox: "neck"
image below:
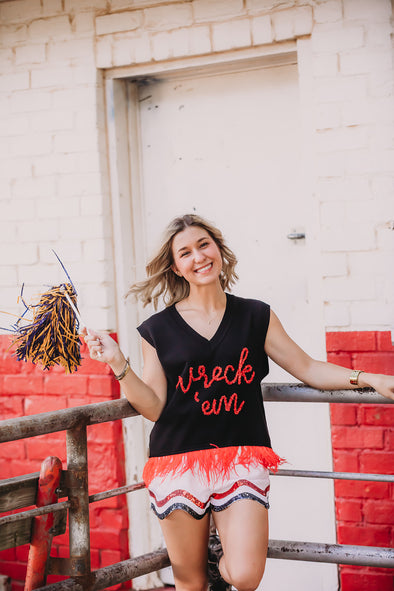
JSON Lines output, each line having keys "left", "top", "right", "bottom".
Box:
{"left": 183, "top": 282, "right": 226, "bottom": 313}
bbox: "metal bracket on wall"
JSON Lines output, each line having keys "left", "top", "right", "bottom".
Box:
{"left": 287, "top": 232, "right": 306, "bottom": 240}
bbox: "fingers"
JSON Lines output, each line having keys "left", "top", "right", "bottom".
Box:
{"left": 89, "top": 337, "right": 103, "bottom": 359}
{"left": 81, "top": 329, "right": 104, "bottom": 360}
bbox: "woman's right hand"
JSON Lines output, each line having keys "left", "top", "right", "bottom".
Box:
{"left": 80, "top": 327, "right": 125, "bottom": 369}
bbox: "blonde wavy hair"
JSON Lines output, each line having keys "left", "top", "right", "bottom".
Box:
{"left": 127, "top": 214, "right": 238, "bottom": 309}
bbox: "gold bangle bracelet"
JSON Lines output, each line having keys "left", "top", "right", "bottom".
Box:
{"left": 349, "top": 369, "right": 364, "bottom": 386}
{"left": 114, "top": 357, "right": 130, "bottom": 381}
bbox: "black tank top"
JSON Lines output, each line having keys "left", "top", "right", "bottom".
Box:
{"left": 137, "top": 294, "right": 272, "bottom": 459}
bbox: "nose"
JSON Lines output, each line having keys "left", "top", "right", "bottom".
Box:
{"left": 193, "top": 249, "right": 206, "bottom": 263}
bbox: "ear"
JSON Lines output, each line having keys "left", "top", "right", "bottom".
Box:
{"left": 171, "top": 265, "right": 181, "bottom": 277}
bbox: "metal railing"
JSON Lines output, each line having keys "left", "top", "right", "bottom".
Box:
{"left": 0, "top": 385, "right": 393, "bottom": 590}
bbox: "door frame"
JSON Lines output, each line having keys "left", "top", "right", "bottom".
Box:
{"left": 104, "top": 38, "right": 329, "bottom": 588}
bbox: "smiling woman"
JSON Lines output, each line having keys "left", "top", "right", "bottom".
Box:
{"left": 82, "top": 214, "right": 394, "bottom": 591}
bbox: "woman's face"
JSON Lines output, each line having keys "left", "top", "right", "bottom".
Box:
{"left": 171, "top": 226, "right": 222, "bottom": 287}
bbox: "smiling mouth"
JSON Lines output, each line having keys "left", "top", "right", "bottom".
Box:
{"left": 195, "top": 263, "right": 212, "bottom": 273}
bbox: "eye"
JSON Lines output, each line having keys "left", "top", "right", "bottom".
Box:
{"left": 200, "top": 241, "right": 209, "bottom": 248}
{"left": 180, "top": 251, "right": 190, "bottom": 258}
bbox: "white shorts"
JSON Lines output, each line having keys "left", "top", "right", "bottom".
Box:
{"left": 148, "top": 462, "right": 270, "bottom": 520}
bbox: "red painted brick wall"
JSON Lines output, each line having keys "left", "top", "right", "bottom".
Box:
{"left": 327, "top": 331, "right": 394, "bottom": 591}
{"left": 0, "top": 335, "right": 132, "bottom": 591}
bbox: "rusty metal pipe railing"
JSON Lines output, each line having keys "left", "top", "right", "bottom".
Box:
{"left": 0, "top": 501, "right": 71, "bottom": 526}
{"left": 0, "top": 483, "right": 147, "bottom": 528}
{"left": 88, "top": 481, "right": 145, "bottom": 503}
{"left": 262, "top": 384, "right": 392, "bottom": 404}
{"left": 34, "top": 549, "right": 171, "bottom": 591}
{"left": 66, "top": 425, "right": 90, "bottom": 577}
{"left": 267, "top": 540, "right": 394, "bottom": 567}
{"left": 0, "top": 398, "right": 137, "bottom": 443}
{"left": 273, "top": 469, "right": 394, "bottom": 482}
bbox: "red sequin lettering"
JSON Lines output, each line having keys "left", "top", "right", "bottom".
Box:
{"left": 223, "top": 364, "right": 236, "bottom": 384}
{"left": 201, "top": 393, "right": 245, "bottom": 416}
{"left": 206, "top": 366, "right": 223, "bottom": 388}
{"left": 234, "top": 348, "right": 255, "bottom": 385}
{"left": 201, "top": 400, "right": 211, "bottom": 414}
{"left": 176, "top": 348, "right": 255, "bottom": 393}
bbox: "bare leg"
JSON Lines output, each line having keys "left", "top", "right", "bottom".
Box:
{"left": 213, "top": 500, "right": 269, "bottom": 591}
{"left": 159, "top": 509, "right": 211, "bottom": 591}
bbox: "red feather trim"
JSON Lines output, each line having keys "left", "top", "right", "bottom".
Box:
{"left": 143, "top": 445, "right": 285, "bottom": 486}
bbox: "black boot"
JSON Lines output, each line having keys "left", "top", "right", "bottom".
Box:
{"left": 207, "top": 534, "right": 232, "bottom": 591}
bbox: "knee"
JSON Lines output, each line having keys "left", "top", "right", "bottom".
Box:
{"left": 225, "top": 563, "right": 265, "bottom": 591}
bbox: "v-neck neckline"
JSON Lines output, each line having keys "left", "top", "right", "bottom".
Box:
{"left": 170, "top": 292, "right": 233, "bottom": 346}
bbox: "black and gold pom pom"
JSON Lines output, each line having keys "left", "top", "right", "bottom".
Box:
{"left": 11, "top": 283, "right": 81, "bottom": 373}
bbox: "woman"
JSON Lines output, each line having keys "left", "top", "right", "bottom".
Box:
{"left": 83, "top": 214, "right": 394, "bottom": 591}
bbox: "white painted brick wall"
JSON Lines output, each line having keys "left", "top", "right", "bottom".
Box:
{"left": 246, "top": 0, "right": 296, "bottom": 12}
{"left": 366, "top": 22, "right": 392, "bottom": 48}
{"left": 324, "top": 303, "right": 350, "bottom": 327}
{"left": 349, "top": 251, "right": 392, "bottom": 277}
{"left": 314, "top": 103, "right": 341, "bottom": 130}
{"left": 313, "top": 0, "right": 342, "bottom": 24}
{"left": 321, "top": 253, "right": 348, "bottom": 278}
{"left": 96, "top": 12, "right": 142, "bottom": 36}
{"left": 0, "top": 115, "right": 29, "bottom": 136}
{"left": 0, "top": 158, "right": 32, "bottom": 179}
{"left": 312, "top": 24, "right": 364, "bottom": 53}
{"left": 47, "top": 39, "right": 96, "bottom": 64}
{"left": 272, "top": 7, "right": 313, "bottom": 41}
{"left": 144, "top": 4, "right": 193, "bottom": 31}
{"left": 0, "top": 72, "right": 30, "bottom": 92}
{"left": 343, "top": 0, "right": 392, "bottom": 22}
{"left": 12, "top": 176, "right": 56, "bottom": 199}
{"left": 316, "top": 127, "right": 368, "bottom": 153}
{"left": 212, "top": 19, "right": 251, "bottom": 52}
{"left": 31, "top": 67, "right": 74, "bottom": 89}
{"left": 340, "top": 47, "right": 392, "bottom": 76}
{"left": 315, "top": 76, "right": 367, "bottom": 103}
{"left": 351, "top": 301, "right": 393, "bottom": 327}
{"left": 42, "top": 0, "right": 63, "bottom": 17}
{"left": 251, "top": 15, "right": 273, "bottom": 45}
{"left": 0, "top": 24, "right": 29, "bottom": 46}
{"left": 312, "top": 53, "right": 338, "bottom": 77}
{"left": 28, "top": 16, "right": 72, "bottom": 41}
{"left": 170, "top": 26, "right": 211, "bottom": 58}
{"left": 193, "top": 0, "right": 244, "bottom": 23}
{"left": 10, "top": 89, "right": 52, "bottom": 112}
{"left": 0, "top": 0, "right": 42, "bottom": 23}
{"left": 323, "top": 275, "right": 377, "bottom": 303}
{"left": 0, "top": 0, "right": 393, "bottom": 332}
{"left": 15, "top": 44, "right": 46, "bottom": 65}
{"left": 320, "top": 224, "right": 376, "bottom": 252}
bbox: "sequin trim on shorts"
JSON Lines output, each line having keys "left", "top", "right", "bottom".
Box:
{"left": 149, "top": 478, "right": 270, "bottom": 520}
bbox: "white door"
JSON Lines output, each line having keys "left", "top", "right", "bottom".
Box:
{"left": 133, "top": 62, "right": 336, "bottom": 590}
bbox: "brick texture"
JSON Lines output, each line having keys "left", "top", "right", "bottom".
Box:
{"left": 327, "top": 330, "right": 394, "bottom": 591}
{"left": 0, "top": 335, "right": 131, "bottom": 591}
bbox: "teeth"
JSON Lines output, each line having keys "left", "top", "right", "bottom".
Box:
{"left": 196, "top": 263, "right": 211, "bottom": 273}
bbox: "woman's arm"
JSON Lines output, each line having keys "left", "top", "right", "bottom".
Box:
{"left": 82, "top": 328, "right": 167, "bottom": 421}
{"left": 265, "top": 310, "right": 394, "bottom": 401}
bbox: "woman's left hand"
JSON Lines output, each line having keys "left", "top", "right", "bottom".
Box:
{"left": 361, "top": 373, "right": 394, "bottom": 401}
